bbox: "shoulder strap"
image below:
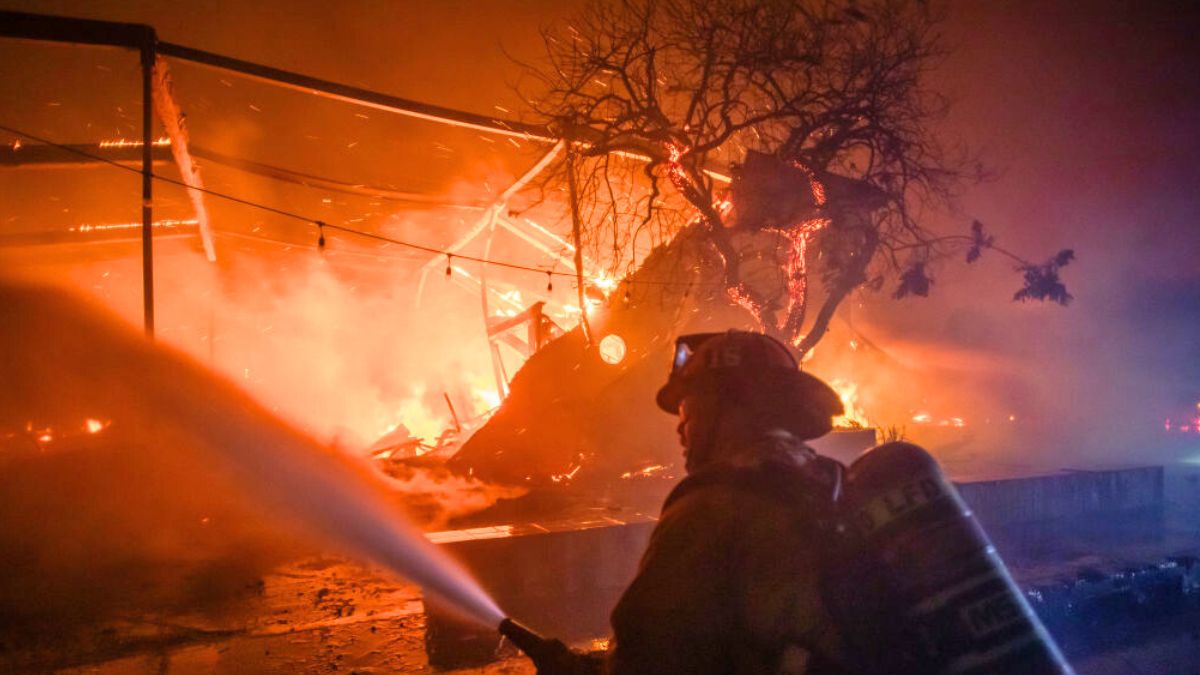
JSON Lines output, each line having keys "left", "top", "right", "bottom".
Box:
{"left": 663, "top": 456, "right": 843, "bottom": 521}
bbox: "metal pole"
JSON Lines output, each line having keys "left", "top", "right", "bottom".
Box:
{"left": 141, "top": 35, "right": 156, "bottom": 338}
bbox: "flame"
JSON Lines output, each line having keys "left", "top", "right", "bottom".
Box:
{"left": 830, "top": 378, "right": 870, "bottom": 429}
{"left": 391, "top": 393, "right": 445, "bottom": 445}
{"left": 84, "top": 418, "right": 105, "bottom": 434}
{"left": 590, "top": 272, "right": 619, "bottom": 294}
{"left": 472, "top": 386, "right": 501, "bottom": 413}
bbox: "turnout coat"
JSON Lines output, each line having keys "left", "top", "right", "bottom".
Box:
{"left": 606, "top": 434, "right": 854, "bottom": 675}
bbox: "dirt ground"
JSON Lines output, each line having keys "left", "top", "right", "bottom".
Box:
{"left": 3, "top": 556, "right": 532, "bottom": 675}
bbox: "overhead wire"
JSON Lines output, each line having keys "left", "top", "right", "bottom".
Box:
{"left": 0, "top": 121, "right": 724, "bottom": 289}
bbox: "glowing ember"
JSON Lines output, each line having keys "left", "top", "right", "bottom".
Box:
{"left": 713, "top": 195, "right": 733, "bottom": 217}
{"left": 789, "top": 160, "right": 827, "bottom": 207}
{"left": 98, "top": 137, "right": 171, "bottom": 149}
{"left": 726, "top": 284, "right": 763, "bottom": 319}
{"left": 550, "top": 463, "right": 583, "bottom": 483}
{"left": 781, "top": 218, "right": 829, "bottom": 334}
{"left": 621, "top": 464, "right": 668, "bottom": 479}
{"left": 84, "top": 418, "right": 105, "bottom": 434}
{"left": 911, "top": 411, "right": 968, "bottom": 428}
{"left": 71, "top": 219, "right": 198, "bottom": 234}
{"left": 1160, "top": 402, "right": 1200, "bottom": 434}
{"left": 664, "top": 141, "right": 690, "bottom": 193}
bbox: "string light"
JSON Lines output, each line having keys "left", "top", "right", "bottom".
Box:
{"left": 0, "top": 123, "right": 724, "bottom": 291}
{"left": 546, "top": 271, "right": 553, "bottom": 292}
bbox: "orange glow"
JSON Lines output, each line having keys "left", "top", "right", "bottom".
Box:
{"left": 84, "top": 418, "right": 105, "bottom": 434}
{"left": 598, "top": 334, "right": 627, "bottom": 365}
{"left": 589, "top": 272, "right": 619, "bottom": 294}
{"left": 911, "top": 411, "right": 967, "bottom": 427}
{"left": 472, "top": 387, "right": 502, "bottom": 412}
{"left": 830, "top": 378, "right": 870, "bottom": 429}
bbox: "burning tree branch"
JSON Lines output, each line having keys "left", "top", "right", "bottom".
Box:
{"left": 516, "top": 0, "right": 1072, "bottom": 357}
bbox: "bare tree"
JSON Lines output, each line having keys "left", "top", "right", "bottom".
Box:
{"left": 518, "top": 0, "right": 1071, "bottom": 357}
{"left": 450, "top": 0, "right": 1074, "bottom": 482}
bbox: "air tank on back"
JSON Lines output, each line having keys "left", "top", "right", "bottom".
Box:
{"left": 822, "top": 442, "right": 1074, "bottom": 675}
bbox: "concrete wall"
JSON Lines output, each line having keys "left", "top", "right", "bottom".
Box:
{"left": 956, "top": 466, "right": 1164, "bottom": 528}
{"left": 425, "top": 464, "right": 1168, "bottom": 656}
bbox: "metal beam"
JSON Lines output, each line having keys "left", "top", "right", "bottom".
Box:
{"left": 0, "top": 10, "right": 151, "bottom": 49}
{"left": 141, "top": 39, "right": 156, "bottom": 338}
{"left": 155, "top": 41, "right": 556, "bottom": 142}
{"left": 0, "top": 143, "right": 173, "bottom": 168}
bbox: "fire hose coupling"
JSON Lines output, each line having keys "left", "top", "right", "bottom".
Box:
{"left": 497, "top": 618, "right": 602, "bottom": 675}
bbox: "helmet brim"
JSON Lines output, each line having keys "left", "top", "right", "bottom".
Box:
{"left": 656, "top": 368, "right": 842, "bottom": 416}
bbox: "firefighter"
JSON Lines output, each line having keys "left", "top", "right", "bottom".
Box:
{"left": 601, "top": 330, "right": 851, "bottom": 674}
{"left": 505, "top": 329, "right": 1072, "bottom": 675}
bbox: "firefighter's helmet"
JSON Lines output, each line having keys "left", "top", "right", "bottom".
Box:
{"left": 656, "top": 331, "right": 843, "bottom": 431}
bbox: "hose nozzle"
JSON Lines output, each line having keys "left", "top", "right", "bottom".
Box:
{"left": 498, "top": 617, "right": 546, "bottom": 656}
{"left": 498, "top": 618, "right": 602, "bottom": 674}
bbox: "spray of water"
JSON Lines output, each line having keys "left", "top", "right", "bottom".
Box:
{"left": 0, "top": 279, "right": 504, "bottom": 628}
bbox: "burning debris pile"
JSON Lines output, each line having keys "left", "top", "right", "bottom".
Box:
{"left": 447, "top": 155, "right": 890, "bottom": 485}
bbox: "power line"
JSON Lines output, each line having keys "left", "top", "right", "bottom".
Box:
{"left": 0, "top": 122, "right": 724, "bottom": 289}
{"left": 0, "top": 122, "right": 582, "bottom": 276}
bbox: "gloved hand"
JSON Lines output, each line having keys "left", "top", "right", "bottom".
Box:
{"left": 524, "top": 638, "right": 603, "bottom": 675}
{"left": 498, "top": 618, "right": 604, "bottom": 675}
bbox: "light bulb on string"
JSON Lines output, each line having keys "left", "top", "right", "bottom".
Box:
{"left": 316, "top": 222, "right": 326, "bottom": 251}
{"left": 445, "top": 254, "right": 453, "bottom": 278}
{"left": 546, "top": 271, "right": 553, "bottom": 293}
